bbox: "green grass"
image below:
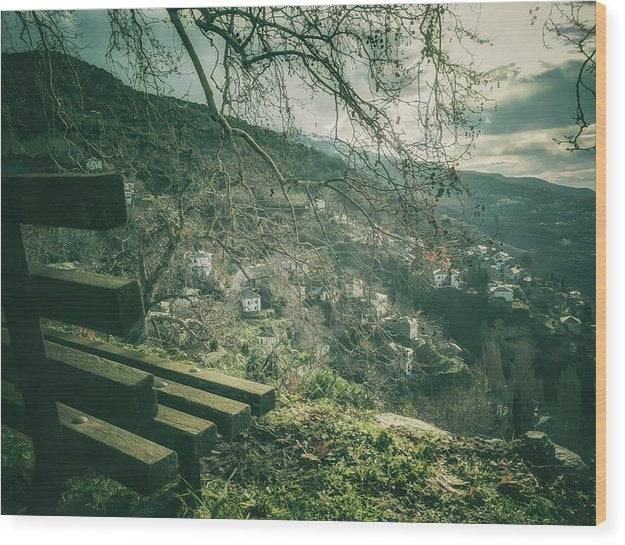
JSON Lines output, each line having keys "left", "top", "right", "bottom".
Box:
{"left": 1, "top": 394, "right": 594, "bottom": 522}
{"left": 188, "top": 395, "right": 594, "bottom": 524}
{"left": 3, "top": 328, "right": 595, "bottom": 522}
{"left": 297, "top": 368, "right": 376, "bottom": 409}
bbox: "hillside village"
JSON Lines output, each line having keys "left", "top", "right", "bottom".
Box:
{"left": 43, "top": 162, "right": 590, "bottom": 456}
{"left": 131, "top": 186, "right": 592, "bottom": 365}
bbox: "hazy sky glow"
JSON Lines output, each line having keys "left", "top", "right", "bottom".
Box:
{"left": 1, "top": 2, "right": 597, "bottom": 189}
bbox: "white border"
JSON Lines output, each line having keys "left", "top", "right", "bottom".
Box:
{"left": 1, "top": 1, "right": 624, "bottom": 544}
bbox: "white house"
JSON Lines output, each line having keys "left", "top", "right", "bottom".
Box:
{"left": 370, "top": 292, "right": 390, "bottom": 318}
{"left": 433, "top": 269, "right": 461, "bottom": 289}
{"left": 86, "top": 157, "right": 103, "bottom": 171}
{"left": 433, "top": 269, "right": 449, "bottom": 288}
{"left": 189, "top": 250, "right": 213, "bottom": 280}
{"left": 476, "top": 244, "right": 489, "bottom": 255}
{"left": 241, "top": 289, "right": 262, "bottom": 313}
{"left": 560, "top": 315, "right": 582, "bottom": 335}
{"left": 257, "top": 328, "right": 280, "bottom": 353}
{"left": 490, "top": 285, "right": 514, "bottom": 302}
{"left": 450, "top": 269, "right": 461, "bottom": 289}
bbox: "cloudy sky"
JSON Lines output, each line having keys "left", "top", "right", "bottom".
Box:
{"left": 1, "top": 2, "right": 597, "bottom": 189}
{"left": 456, "top": 2, "right": 596, "bottom": 189}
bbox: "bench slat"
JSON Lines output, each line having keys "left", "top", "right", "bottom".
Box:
{"left": 2, "top": 381, "right": 178, "bottom": 495}
{"left": 44, "top": 329, "right": 275, "bottom": 415}
{"left": 129, "top": 405, "right": 216, "bottom": 487}
{"left": 1, "top": 173, "right": 127, "bottom": 230}
{"left": 2, "top": 330, "right": 157, "bottom": 422}
{"left": 153, "top": 378, "right": 251, "bottom": 441}
{"left": 26, "top": 266, "right": 144, "bottom": 338}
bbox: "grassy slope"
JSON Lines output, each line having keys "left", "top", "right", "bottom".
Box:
{"left": 1, "top": 51, "right": 345, "bottom": 183}
{"left": 1, "top": 394, "right": 594, "bottom": 523}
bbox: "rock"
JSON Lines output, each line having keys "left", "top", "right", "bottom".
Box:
{"left": 554, "top": 444, "right": 589, "bottom": 474}
{"left": 48, "top": 261, "right": 78, "bottom": 270}
{"left": 518, "top": 431, "right": 555, "bottom": 466}
{"left": 535, "top": 415, "right": 556, "bottom": 435}
{"left": 477, "top": 437, "right": 506, "bottom": 448}
{"left": 375, "top": 413, "right": 451, "bottom": 438}
{"left": 518, "top": 431, "right": 589, "bottom": 479}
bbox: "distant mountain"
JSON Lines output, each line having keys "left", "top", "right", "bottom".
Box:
{"left": 441, "top": 170, "right": 596, "bottom": 296}
{"left": 297, "top": 131, "right": 597, "bottom": 296}
{"left": 1, "top": 51, "right": 345, "bottom": 183}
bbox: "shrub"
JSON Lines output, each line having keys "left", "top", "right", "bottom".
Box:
{"left": 298, "top": 368, "right": 375, "bottom": 409}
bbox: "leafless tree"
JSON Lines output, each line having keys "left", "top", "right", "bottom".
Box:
{"left": 539, "top": 2, "right": 596, "bottom": 151}
{"left": 2, "top": 6, "right": 489, "bottom": 370}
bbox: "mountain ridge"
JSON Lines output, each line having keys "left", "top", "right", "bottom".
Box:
{"left": 1, "top": 50, "right": 595, "bottom": 294}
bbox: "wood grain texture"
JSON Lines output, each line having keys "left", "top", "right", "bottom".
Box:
{"left": 2, "top": 381, "right": 179, "bottom": 494}
{"left": 1, "top": 173, "right": 127, "bottom": 230}
{"left": 2, "top": 329, "right": 158, "bottom": 423}
{"left": 595, "top": 0, "right": 606, "bottom": 526}
{"left": 153, "top": 377, "right": 251, "bottom": 440}
{"left": 45, "top": 328, "right": 275, "bottom": 415}
{"left": 27, "top": 265, "right": 145, "bottom": 337}
{"left": 131, "top": 405, "right": 217, "bottom": 488}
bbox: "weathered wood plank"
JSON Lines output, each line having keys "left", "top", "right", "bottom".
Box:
{"left": 25, "top": 266, "right": 144, "bottom": 338}
{"left": 2, "top": 381, "right": 179, "bottom": 494}
{"left": 2, "top": 373, "right": 215, "bottom": 490}
{"left": 1, "top": 173, "right": 127, "bottom": 230}
{"left": 130, "top": 405, "right": 216, "bottom": 488}
{"left": 153, "top": 378, "right": 251, "bottom": 440}
{"left": 132, "top": 405, "right": 216, "bottom": 460}
{"left": 1, "top": 220, "right": 64, "bottom": 513}
{"left": 44, "top": 329, "right": 275, "bottom": 415}
{"left": 2, "top": 329, "right": 157, "bottom": 423}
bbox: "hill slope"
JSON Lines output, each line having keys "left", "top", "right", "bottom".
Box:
{"left": 441, "top": 170, "right": 596, "bottom": 296}
{"left": 1, "top": 395, "right": 595, "bottom": 523}
{"left": 1, "top": 51, "right": 596, "bottom": 522}
{"left": 2, "top": 51, "right": 596, "bottom": 299}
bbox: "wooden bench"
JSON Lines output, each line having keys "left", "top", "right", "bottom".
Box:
{"left": 1, "top": 173, "right": 275, "bottom": 513}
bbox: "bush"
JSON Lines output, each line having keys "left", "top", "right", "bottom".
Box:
{"left": 298, "top": 368, "right": 375, "bottom": 409}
